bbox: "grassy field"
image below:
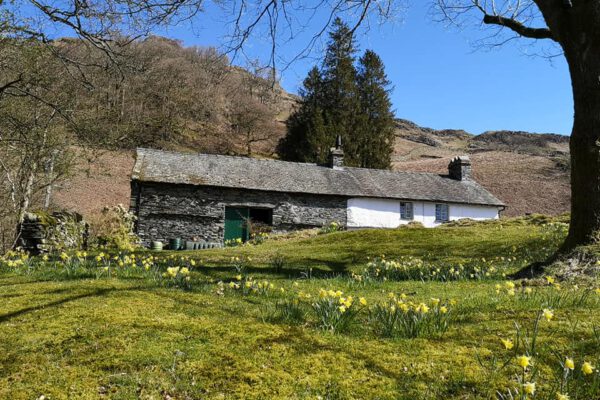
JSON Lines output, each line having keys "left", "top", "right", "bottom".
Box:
{"left": 1, "top": 216, "right": 599, "bottom": 399}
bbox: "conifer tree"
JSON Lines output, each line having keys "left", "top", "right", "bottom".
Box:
{"left": 356, "top": 49, "right": 395, "bottom": 169}
{"left": 280, "top": 18, "right": 394, "bottom": 169}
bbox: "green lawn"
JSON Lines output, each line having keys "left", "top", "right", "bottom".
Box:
{"left": 1, "top": 216, "right": 599, "bottom": 399}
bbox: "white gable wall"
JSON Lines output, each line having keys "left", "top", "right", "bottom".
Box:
{"left": 346, "top": 198, "right": 500, "bottom": 228}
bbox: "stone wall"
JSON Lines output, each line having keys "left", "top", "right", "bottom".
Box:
{"left": 17, "top": 211, "right": 88, "bottom": 254}
{"left": 132, "top": 182, "right": 348, "bottom": 245}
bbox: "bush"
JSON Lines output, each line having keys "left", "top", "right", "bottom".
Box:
{"left": 89, "top": 205, "right": 139, "bottom": 251}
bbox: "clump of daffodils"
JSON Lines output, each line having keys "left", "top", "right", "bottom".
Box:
{"left": 495, "top": 308, "right": 599, "bottom": 400}
{"left": 311, "top": 289, "right": 365, "bottom": 332}
{"left": 369, "top": 294, "right": 453, "bottom": 338}
{"left": 161, "top": 266, "right": 192, "bottom": 289}
{"left": 364, "top": 255, "right": 501, "bottom": 282}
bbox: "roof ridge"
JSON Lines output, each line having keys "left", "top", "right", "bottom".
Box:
{"left": 137, "top": 147, "right": 449, "bottom": 178}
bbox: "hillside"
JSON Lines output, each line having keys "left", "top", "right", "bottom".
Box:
{"left": 52, "top": 118, "right": 571, "bottom": 219}
{"left": 391, "top": 119, "right": 570, "bottom": 217}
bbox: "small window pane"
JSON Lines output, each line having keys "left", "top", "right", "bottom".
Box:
{"left": 435, "top": 204, "right": 449, "bottom": 222}
{"left": 400, "top": 202, "right": 413, "bottom": 220}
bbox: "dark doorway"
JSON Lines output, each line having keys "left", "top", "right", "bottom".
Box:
{"left": 249, "top": 208, "right": 273, "bottom": 225}
{"left": 224, "top": 207, "right": 273, "bottom": 242}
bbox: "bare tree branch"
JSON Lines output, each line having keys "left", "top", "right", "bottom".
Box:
{"left": 482, "top": 13, "right": 554, "bottom": 40}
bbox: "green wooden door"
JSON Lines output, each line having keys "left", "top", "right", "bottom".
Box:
{"left": 224, "top": 207, "right": 249, "bottom": 242}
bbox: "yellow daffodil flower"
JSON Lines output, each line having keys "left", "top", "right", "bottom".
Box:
{"left": 542, "top": 308, "right": 554, "bottom": 321}
{"left": 517, "top": 355, "right": 531, "bottom": 369}
{"left": 501, "top": 338, "right": 514, "bottom": 350}
{"left": 523, "top": 382, "right": 535, "bottom": 395}
{"left": 565, "top": 357, "right": 575, "bottom": 370}
{"left": 582, "top": 361, "right": 595, "bottom": 375}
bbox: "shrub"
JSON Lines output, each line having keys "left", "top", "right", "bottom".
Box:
{"left": 89, "top": 205, "right": 139, "bottom": 251}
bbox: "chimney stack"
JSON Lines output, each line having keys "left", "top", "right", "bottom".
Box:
{"left": 448, "top": 156, "right": 471, "bottom": 180}
{"left": 328, "top": 135, "right": 344, "bottom": 169}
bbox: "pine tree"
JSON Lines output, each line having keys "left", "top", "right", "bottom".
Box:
{"left": 356, "top": 49, "right": 395, "bottom": 169}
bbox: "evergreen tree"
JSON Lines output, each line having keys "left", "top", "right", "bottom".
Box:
{"left": 278, "top": 67, "right": 324, "bottom": 162}
{"left": 319, "top": 18, "right": 361, "bottom": 166}
{"left": 279, "top": 18, "right": 394, "bottom": 169}
{"left": 356, "top": 49, "right": 395, "bottom": 169}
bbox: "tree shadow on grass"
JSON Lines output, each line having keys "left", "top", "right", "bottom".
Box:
{"left": 197, "top": 261, "right": 353, "bottom": 280}
{"left": 0, "top": 285, "right": 146, "bottom": 324}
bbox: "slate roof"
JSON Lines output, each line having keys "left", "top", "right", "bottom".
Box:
{"left": 132, "top": 148, "right": 505, "bottom": 207}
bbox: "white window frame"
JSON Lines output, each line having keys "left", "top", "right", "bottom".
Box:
{"left": 400, "top": 202, "right": 414, "bottom": 220}
{"left": 435, "top": 203, "right": 449, "bottom": 222}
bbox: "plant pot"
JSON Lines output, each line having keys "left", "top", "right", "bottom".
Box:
{"left": 169, "top": 238, "right": 182, "bottom": 251}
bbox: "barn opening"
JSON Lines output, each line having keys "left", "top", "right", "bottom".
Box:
{"left": 224, "top": 206, "right": 273, "bottom": 242}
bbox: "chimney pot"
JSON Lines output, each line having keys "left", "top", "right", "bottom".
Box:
{"left": 448, "top": 155, "right": 471, "bottom": 180}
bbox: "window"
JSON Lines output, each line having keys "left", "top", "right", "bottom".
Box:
{"left": 435, "top": 204, "right": 449, "bottom": 222}
{"left": 400, "top": 202, "right": 413, "bottom": 220}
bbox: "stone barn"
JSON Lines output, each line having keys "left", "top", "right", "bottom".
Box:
{"left": 130, "top": 143, "right": 504, "bottom": 246}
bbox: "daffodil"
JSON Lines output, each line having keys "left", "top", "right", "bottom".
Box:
{"left": 565, "top": 357, "right": 575, "bottom": 370}
{"left": 542, "top": 308, "right": 554, "bottom": 321}
{"left": 546, "top": 276, "right": 555, "bottom": 285}
{"left": 582, "top": 361, "right": 595, "bottom": 375}
{"left": 440, "top": 306, "right": 448, "bottom": 314}
{"left": 235, "top": 274, "right": 242, "bottom": 281}
{"left": 359, "top": 297, "right": 367, "bottom": 306}
{"left": 523, "top": 382, "right": 535, "bottom": 395}
{"left": 501, "top": 338, "right": 514, "bottom": 350}
{"left": 517, "top": 355, "right": 531, "bottom": 369}
{"left": 556, "top": 393, "right": 569, "bottom": 400}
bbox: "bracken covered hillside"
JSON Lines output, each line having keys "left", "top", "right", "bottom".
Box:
{"left": 52, "top": 118, "right": 570, "bottom": 219}
{"left": 392, "top": 119, "right": 571, "bottom": 217}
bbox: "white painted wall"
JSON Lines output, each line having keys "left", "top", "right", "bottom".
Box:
{"left": 346, "top": 198, "right": 500, "bottom": 228}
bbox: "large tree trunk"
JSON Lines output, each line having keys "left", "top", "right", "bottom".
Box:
{"left": 560, "top": 35, "right": 600, "bottom": 251}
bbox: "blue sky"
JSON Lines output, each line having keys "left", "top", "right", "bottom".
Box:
{"left": 27, "top": 1, "right": 571, "bottom": 135}
{"left": 153, "top": 2, "right": 572, "bottom": 135}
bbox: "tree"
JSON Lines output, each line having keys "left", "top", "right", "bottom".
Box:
{"left": 356, "top": 50, "right": 395, "bottom": 169}
{"left": 280, "top": 19, "right": 395, "bottom": 168}
{"left": 0, "top": 43, "right": 75, "bottom": 250}
{"left": 319, "top": 18, "right": 362, "bottom": 166}
{"left": 279, "top": 67, "right": 326, "bottom": 162}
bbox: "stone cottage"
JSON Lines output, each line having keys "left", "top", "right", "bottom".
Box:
{"left": 130, "top": 141, "right": 504, "bottom": 245}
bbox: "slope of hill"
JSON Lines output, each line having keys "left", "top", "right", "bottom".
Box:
{"left": 52, "top": 118, "right": 571, "bottom": 219}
